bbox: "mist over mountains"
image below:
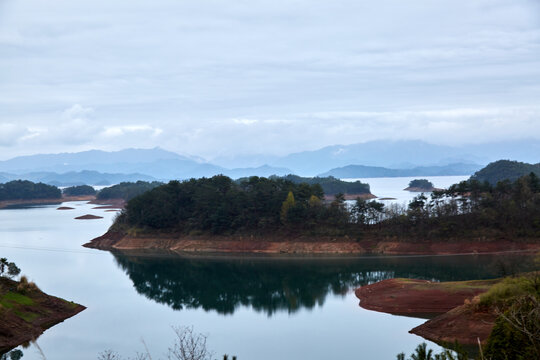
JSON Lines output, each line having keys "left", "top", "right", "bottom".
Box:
{"left": 0, "top": 139, "right": 538, "bottom": 185}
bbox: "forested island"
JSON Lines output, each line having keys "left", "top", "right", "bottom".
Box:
{"left": 0, "top": 180, "right": 61, "bottom": 201}
{"left": 275, "top": 175, "right": 372, "bottom": 199}
{"left": 403, "top": 179, "right": 438, "bottom": 192}
{"left": 86, "top": 172, "right": 540, "bottom": 254}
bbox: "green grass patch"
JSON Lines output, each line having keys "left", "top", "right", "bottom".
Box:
{"left": 0, "top": 291, "right": 35, "bottom": 308}
{"left": 14, "top": 310, "right": 40, "bottom": 322}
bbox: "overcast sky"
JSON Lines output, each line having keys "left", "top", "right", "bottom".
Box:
{"left": 1, "top": 0, "right": 540, "bottom": 161}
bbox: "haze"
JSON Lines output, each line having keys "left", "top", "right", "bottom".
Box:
{"left": 1, "top": 0, "right": 540, "bottom": 161}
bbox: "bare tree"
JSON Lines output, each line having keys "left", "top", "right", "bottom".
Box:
{"left": 496, "top": 294, "right": 540, "bottom": 358}
{"left": 167, "top": 326, "right": 213, "bottom": 360}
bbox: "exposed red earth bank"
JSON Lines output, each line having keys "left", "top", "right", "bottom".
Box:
{"left": 355, "top": 278, "right": 499, "bottom": 345}
{"left": 84, "top": 231, "right": 540, "bottom": 256}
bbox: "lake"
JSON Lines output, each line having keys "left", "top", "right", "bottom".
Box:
{"left": 0, "top": 176, "right": 534, "bottom": 359}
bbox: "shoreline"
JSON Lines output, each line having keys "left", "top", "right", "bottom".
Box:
{"left": 355, "top": 278, "right": 498, "bottom": 345}
{"left": 84, "top": 231, "right": 540, "bottom": 256}
{"left": 0, "top": 195, "right": 96, "bottom": 209}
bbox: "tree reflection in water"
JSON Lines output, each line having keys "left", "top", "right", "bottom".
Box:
{"left": 112, "top": 252, "right": 534, "bottom": 315}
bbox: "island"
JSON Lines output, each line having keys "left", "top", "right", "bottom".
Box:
{"left": 0, "top": 260, "right": 85, "bottom": 352}
{"left": 0, "top": 180, "right": 94, "bottom": 209}
{"left": 403, "top": 179, "right": 441, "bottom": 192}
{"left": 85, "top": 171, "right": 540, "bottom": 256}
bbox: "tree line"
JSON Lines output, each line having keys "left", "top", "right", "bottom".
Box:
{"left": 0, "top": 180, "right": 61, "bottom": 201}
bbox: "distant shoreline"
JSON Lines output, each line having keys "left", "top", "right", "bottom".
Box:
{"left": 0, "top": 195, "right": 96, "bottom": 209}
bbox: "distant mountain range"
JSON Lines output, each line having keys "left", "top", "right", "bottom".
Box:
{"left": 263, "top": 139, "right": 540, "bottom": 175}
{"left": 319, "top": 163, "right": 482, "bottom": 178}
{"left": 1, "top": 139, "right": 538, "bottom": 184}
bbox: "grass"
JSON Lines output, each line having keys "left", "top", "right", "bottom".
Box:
{"left": 394, "top": 278, "right": 498, "bottom": 292}
{"left": 0, "top": 291, "right": 35, "bottom": 308}
{"left": 14, "top": 310, "right": 40, "bottom": 322}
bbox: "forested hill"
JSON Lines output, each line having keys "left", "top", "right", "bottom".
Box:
{"left": 270, "top": 175, "right": 370, "bottom": 195}
{"left": 0, "top": 180, "right": 61, "bottom": 201}
{"left": 471, "top": 160, "right": 540, "bottom": 185}
{"left": 114, "top": 175, "right": 338, "bottom": 234}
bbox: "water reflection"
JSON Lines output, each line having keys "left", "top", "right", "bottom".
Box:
{"left": 112, "top": 252, "right": 535, "bottom": 315}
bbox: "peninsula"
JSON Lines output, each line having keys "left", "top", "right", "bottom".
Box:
{"left": 0, "top": 262, "right": 85, "bottom": 352}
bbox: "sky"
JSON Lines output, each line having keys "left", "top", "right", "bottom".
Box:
{"left": 1, "top": 0, "right": 540, "bottom": 161}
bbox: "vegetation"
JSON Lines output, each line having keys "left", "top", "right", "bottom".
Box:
{"left": 396, "top": 342, "right": 467, "bottom": 360}
{"left": 115, "top": 175, "right": 337, "bottom": 235}
{"left": 0, "top": 349, "right": 23, "bottom": 360}
{"left": 113, "top": 173, "right": 540, "bottom": 241}
{"left": 471, "top": 160, "right": 540, "bottom": 185}
{"left": 275, "top": 174, "right": 370, "bottom": 195}
{"left": 406, "top": 179, "right": 435, "bottom": 190}
{"left": 97, "top": 326, "right": 235, "bottom": 360}
{"left": 396, "top": 272, "right": 540, "bottom": 360}
{"left": 0, "top": 180, "right": 61, "bottom": 201}
{"left": 480, "top": 272, "right": 540, "bottom": 360}
{"left": 0, "top": 258, "right": 20, "bottom": 279}
{"left": 96, "top": 181, "right": 162, "bottom": 201}
{"left": 62, "top": 184, "right": 97, "bottom": 196}
{"left": 380, "top": 173, "right": 540, "bottom": 240}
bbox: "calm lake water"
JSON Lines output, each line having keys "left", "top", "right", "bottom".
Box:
{"left": 0, "top": 176, "right": 535, "bottom": 359}
{"left": 344, "top": 175, "right": 470, "bottom": 205}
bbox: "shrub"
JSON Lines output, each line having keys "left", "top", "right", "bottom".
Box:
{"left": 16, "top": 275, "right": 39, "bottom": 294}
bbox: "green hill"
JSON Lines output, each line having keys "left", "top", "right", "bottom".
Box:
{"left": 471, "top": 160, "right": 540, "bottom": 185}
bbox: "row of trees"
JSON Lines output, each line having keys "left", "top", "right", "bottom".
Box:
{"left": 0, "top": 180, "right": 61, "bottom": 201}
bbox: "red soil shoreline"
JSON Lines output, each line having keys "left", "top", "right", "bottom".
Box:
{"left": 84, "top": 231, "right": 540, "bottom": 256}
{"left": 355, "top": 278, "right": 494, "bottom": 316}
{"left": 355, "top": 278, "right": 499, "bottom": 345}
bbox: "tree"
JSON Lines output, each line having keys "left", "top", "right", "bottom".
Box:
{"left": 7, "top": 262, "right": 21, "bottom": 278}
{"left": 411, "top": 343, "right": 433, "bottom": 360}
{"left": 280, "top": 191, "right": 295, "bottom": 224}
{"left": 0, "top": 258, "right": 20, "bottom": 279}
{"left": 0, "top": 258, "right": 8, "bottom": 274}
{"left": 168, "top": 326, "right": 213, "bottom": 360}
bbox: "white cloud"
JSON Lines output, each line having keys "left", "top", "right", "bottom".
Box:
{"left": 62, "top": 104, "right": 94, "bottom": 120}
{"left": 0, "top": 123, "right": 29, "bottom": 146}
{"left": 102, "top": 125, "right": 163, "bottom": 138}
{"left": 0, "top": 0, "right": 539, "bottom": 159}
